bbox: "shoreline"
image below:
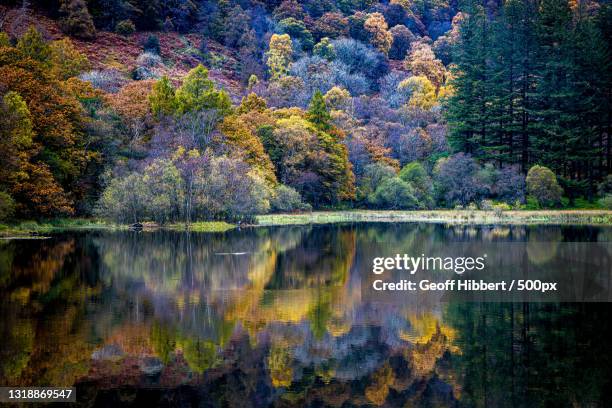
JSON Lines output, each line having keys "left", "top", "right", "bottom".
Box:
{"left": 1, "top": 210, "right": 611, "bottom": 238}
{"left": 255, "top": 210, "right": 612, "bottom": 226}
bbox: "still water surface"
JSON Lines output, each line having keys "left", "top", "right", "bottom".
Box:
{"left": 1, "top": 223, "right": 611, "bottom": 407}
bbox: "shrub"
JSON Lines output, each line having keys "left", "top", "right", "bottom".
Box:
{"left": 493, "top": 202, "right": 511, "bottom": 217}
{"left": 599, "top": 194, "right": 612, "bottom": 210}
{"left": 571, "top": 198, "right": 602, "bottom": 209}
{"left": 136, "top": 52, "right": 162, "bottom": 68}
{"left": 0, "top": 32, "right": 9, "bottom": 47}
{"left": 597, "top": 175, "right": 612, "bottom": 197}
{"left": 247, "top": 74, "right": 259, "bottom": 90}
{"left": 198, "top": 39, "right": 210, "bottom": 63}
{"left": 433, "top": 153, "right": 489, "bottom": 207}
{"left": 132, "top": 66, "right": 159, "bottom": 80}
{"left": 368, "top": 177, "right": 420, "bottom": 209}
{"left": 490, "top": 164, "right": 525, "bottom": 204}
{"left": 495, "top": 202, "right": 512, "bottom": 211}
{"left": 0, "top": 192, "right": 16, "bottom": 222}
{"left": 480, "top": 199, "right": 494, "bottom": 210}
{"left": 143, "top": 35, "right": 161, "bottom": 54}
{"left": 525, "top": 165, "right": 563, "bottom": 207}
{"left": 59, "top": 0, "right": 96, "bottom": 40}
{"left": 358, "top": 162, "right": 396, "bottom": 202}
{"left": 115, "top": 19, "right": 136, "bottom": 36}
{"left": 523, "top": 196, "right": 541, "bottom": 210}
{"left": 271, "top": 185, "right": 311, "bottom": 212}
{"left": 398, "top": 161, "right": 434, "bottom": 208}
{"left": 79, "top": 69, "right": 128, "bottom": 93}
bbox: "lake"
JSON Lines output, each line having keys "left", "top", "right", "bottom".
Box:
{"left": 1, "top": 223, "right": 612, "bottom": 407}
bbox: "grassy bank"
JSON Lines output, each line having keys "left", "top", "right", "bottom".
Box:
{"left": 256, "top": 210, "right": 612, "bottom": 226}
{"left": 3, "top": 210, "right": 611, "bottom": 237}
{"left": 0, "top": 219, "right": 237, "bottom": 237}
{"left": 0, "top": 218, "right": 125, "bottom": 237}
{"left": 165, "top": 221, "right": 236, "bottom": 232}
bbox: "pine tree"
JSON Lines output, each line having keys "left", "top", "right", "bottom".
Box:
{"left": 487, "top": 0, "right": 538, "bottom": 168}
{"left": 445, "top": 0, "right": 491, "bottom": 156}
{"left": 527, "top": 0, "right": 603, "bottom": 199}
{"left": 307, "top": 90, "right": 332, "bottom": 131}
{"left": 446, "top": 0, "right": 609, "bottom": 198}
{"left": 529, "top": 0, "right": 575, "bottom": 178}
{"left": 577, "top": 7, "right": 612, "bottom": 196}
{"left": 594, "top": 5, "right": 612, "bottom": 178}
{"left": 306, "top": 90, "right": 355, "bottom": 204}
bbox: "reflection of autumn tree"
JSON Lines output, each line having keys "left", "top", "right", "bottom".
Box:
{"left": 92, "top": 229, "right": 285, "bottom": 374}
{"left": 226, "top": 227, "right": 356, "bottom": 341}
{"left": 6, "top": 239, "right": 75, "bottom": 304}
{"left": 406, "top": 325, "right": 456, "bottom": 378}
{"left": 365, "top": 363, "right": 394, "bottom": 405}
{"left": 0, "top": 236, "right": 99, "bottom": 386}
{"left": 23, "top": 309, "right": 94, "bottom": 386}
{"left": 106, "top": 323, "right": 153, "bottom": 355}
{"left": 213, "top": 226, "right": 359, "bottom": 394}
{"left": 307, "top": 289, "right": 333, "bottom": 340}
{"left": 400, "top": 312, "right": 457, "bottom": 348}
{"left": 267, "top": 344, "right": 293, "bottom": 388}
{"left": 179, "top": 338, "right": 219, "bottom": 374}
{"left": 266, "top": 228, "right": 355, "bottom": 289}
{"left": 92, "top": 226, "right": 358, "bottom": 368}
{"left": 0, "top": 318, "right": 34, "bottom": 381}
{"left": 0, "top": 241, "right": 15, "bottom": 287}
{"left": 151, "top": 321, "right": 177, "bottom": 364}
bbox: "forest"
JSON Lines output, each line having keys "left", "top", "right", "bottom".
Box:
{"left": 0, "top": 0, "right": 610, "bottom": 224}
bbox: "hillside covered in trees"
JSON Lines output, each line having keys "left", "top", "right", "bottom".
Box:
{"left": 0, "top": 0, "right": 610, "bottom": 224}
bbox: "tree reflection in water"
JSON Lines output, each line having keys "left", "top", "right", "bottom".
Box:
{"left": 0, "top": 224, "right": 611, "bottom": 407}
